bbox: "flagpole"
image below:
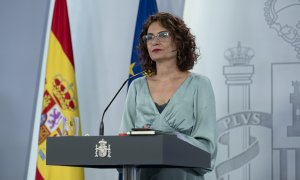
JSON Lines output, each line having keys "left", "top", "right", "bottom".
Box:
{"left": 26, "top": 0, "right": 55, "bottom": 179}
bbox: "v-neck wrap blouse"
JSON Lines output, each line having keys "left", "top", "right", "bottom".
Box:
{"left": 120, "top": 73, "right": 217, "bottom": 180}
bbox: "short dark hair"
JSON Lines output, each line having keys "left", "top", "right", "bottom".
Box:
{"left": 138, "top": 12, "right": 199, "bottom": 74}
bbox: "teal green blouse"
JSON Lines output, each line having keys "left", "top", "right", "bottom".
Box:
{"left": 120, "top": 73, "right": 217, "bottom": 180}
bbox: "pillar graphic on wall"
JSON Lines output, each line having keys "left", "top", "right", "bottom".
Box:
{"left": 224, "top": 41, "right": 254, "bottom": 113}
{"left": 222, "top": 41, "right": 254, "bottom": 180}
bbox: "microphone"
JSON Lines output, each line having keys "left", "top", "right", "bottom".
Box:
{"left": 99, "top": 70, "right": 153, "bottom": 136}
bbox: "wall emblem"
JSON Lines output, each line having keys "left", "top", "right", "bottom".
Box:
{"left": 95, "top": 139, "right": 111, "bottom": 158}
{"left": 213, "top": 41, "right": 300, "bottom": 180}
{"left": 264, "top": 0, "right": 300, "bottom": 59}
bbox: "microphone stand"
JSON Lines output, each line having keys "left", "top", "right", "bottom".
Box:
{"left": 99, "top": 71, "right": 148, "bottom": 136}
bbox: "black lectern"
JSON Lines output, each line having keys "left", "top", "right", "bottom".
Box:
{"left": 47, "top": 135, "right": 211, "bottom": 180}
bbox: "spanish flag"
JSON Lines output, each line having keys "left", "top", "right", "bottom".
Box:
{"left": 36, "top": 0, "right": 84, "bottom": 179}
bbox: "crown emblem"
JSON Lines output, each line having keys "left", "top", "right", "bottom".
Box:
{"left": 42, "top": 90, "right": 52, "bottom": 111}
{"left": 95, "top": 139, "right": 111, "bottom": 158}
{"left": 224, "top": 41, "right": 255, "bottom": 66}
{"left": 264, "top": 0, "right": 300, "bottom": 59}
{"left": 52, "top": 75, "right": 77, "bottom": 110}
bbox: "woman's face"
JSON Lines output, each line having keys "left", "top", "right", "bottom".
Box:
{"left": 145, "top": 22, "right": 177, "bottom": 63}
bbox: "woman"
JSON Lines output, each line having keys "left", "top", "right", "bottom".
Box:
{"left": 120, "top": 12, "right": 216, "bottom": 180}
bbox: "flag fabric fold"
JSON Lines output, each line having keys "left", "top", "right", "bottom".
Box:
{"left": 36, "top": 0, "right": 84, "bottom": 179}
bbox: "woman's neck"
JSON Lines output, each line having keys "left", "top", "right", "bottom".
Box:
{"left": 153, "top": 62, "right": 189, "bottom": 81}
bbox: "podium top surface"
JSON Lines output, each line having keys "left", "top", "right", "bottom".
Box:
{"left": 46, "top": 135, "right": 211, "bottom": 170}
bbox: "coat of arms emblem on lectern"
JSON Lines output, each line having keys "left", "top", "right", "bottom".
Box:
{"left": 95, "top": 139, "right": 111, "bottom": 158}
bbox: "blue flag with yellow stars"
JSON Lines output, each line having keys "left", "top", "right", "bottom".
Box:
{"left": 128, "top": 0, "right": 158, "bottom": 87}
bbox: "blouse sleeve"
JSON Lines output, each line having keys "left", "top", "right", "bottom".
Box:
{"left": 119, "top": 80, "right": 137, "bottom": 133}
{"left": 179, "top": 77, "right": 217, "bottom": 168}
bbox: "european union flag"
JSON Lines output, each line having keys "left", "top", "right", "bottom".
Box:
{"left": 128, "top": 0, "right": 158, "bottom": 87}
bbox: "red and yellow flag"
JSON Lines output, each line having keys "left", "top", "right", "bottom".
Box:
{"left": 36, "top": 0, "right": 84, "bottom": 179}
